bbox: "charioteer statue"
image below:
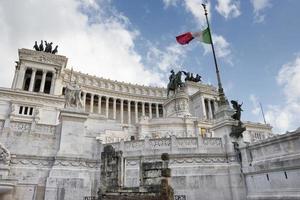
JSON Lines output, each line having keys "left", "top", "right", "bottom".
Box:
{"left": 33, "top": 40, "right": 58, "bottom": 54}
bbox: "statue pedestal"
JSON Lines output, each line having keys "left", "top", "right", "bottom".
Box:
{"left": 163, "top": 90, "right": 190, "bottom": 117}
{"left": 44, "top": 109, "right": 94, "bottom": 200}
{"left": 57, "top": 108, "right": 89, "bottom": 157}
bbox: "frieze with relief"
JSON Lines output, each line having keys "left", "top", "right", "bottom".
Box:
{"left": 19, "top": 49, "right": 67, "bottom": 67}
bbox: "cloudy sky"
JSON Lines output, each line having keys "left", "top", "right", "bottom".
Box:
{"left": 0, "top": 0, "right": 299, "bottom": 133}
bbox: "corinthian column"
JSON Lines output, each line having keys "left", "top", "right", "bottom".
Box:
{"left": 98, "top": 95, "right": 102, "bottom": 114}
{"left": 135, "top": 101, "right": 138, "bottom": 123}
{"left": 29, "top": 68, "right": 37, "bottom": 92}
{"left": 142, "top": 102, "right": 145, "bottom": 116}
{"left": 113, "top": 98, "right": 117, "bottom": 120}
{"left": 120, "top": 99, "right": 124, "bottom": 124}
{"left": 149, "top": 103, "right": 152, "bottom": 118}
{"left": 128, "top": 100, "right": 131, "bottom": 124}
{"left": 39, "top": 70, "right": 47, "bottom": 92}
{"left": 106, "top": 97, "right": 109, "bottom": 118}
{"left": 90, "top": 94, "right": 94, "bottom": 113}
{"left": 156, "top": 103, "right": 159, "bottom": 118}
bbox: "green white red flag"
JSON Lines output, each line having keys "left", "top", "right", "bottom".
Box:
{"left": 176, "top": 27, "right": 212, "bottom": 45}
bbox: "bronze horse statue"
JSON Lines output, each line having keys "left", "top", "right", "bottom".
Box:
{"left": 167, "top": 70, "right": 184, "bottom": 97}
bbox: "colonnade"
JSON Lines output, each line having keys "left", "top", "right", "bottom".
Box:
{"left": 81, "top": 92, "right": 164, "bottom": 124}
{"left": 203, "top": 98, "right": 216, "bottom": 120}
{"left": 22, "top": 68, "right": 56, "bottom": 94}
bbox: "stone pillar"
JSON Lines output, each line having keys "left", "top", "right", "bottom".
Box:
{"left": 201, "top": 96, "right": 207, "bottom": 119}
{"left": 128, "top": 100, "right": 131, "bottom": 124}
{"left": 11, "top": 66, "right": 19, "bottom": 89}
{"left": 82, "top": 92, "right": 86, "bottom": 111}
{"left": 149, "top": 103, "right": 152, "bottom": 118}
{"left": 39, "top": 70, "right": 47, "bottom": 92}
{"left": 106, "top": 97, "right": 109, "bottom": 118}
{"left": 50, "top": 71, "right": 57, "bottom": 94}
{"left": 135, "top": 101, "right": 138, "bottom": 123}
{"left": 156, "top": 103, "right": 159, "bottom": 118}
{"left": 208, "top": 99, "right": 212, "bottom": 119}
{"left": 120, "top": 99, "right": 124, "bottom": 124}
{"left": 113, "top": 98, "right": 117, "bottom": 119}
{"left": 142, "top": 102, "right": 145, "bottom": 116}
{"left": 98, "top": 95, "right": 102, "bottom": 114}
{"left": 16, "top": 66, "right": 26, "bottom": 89}
{"left": 90, "top": 94, "right": 94, "bottom": 113}
{"left": 29, "top": 68, "right": 37, "bottom": 92}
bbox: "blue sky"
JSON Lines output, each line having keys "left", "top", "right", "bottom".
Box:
{"left": 0, "top": 0, "right": 300, "bottom": 133}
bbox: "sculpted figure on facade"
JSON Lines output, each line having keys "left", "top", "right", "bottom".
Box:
{"left": 231, "top": 100, "right": 243, "bottom": 121}
{"left": 64, "top": 81, "right": 83, "bottom": 109}
{"left": 0, "top": 143, "right": 11, "bottom": 165}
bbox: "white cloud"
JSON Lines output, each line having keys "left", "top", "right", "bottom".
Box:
{"left": 215, "top": 0, "right": 241, "bottom": 19}
{"left": 203, "top": 34, "right": 232, "bottom": 63}
{"left": 0, "top": 0, "right": 165, "bottom": 88}
{"left": 249, "top": 94, "right": 260, "bottom": 115}
{"left": 147, "top": 43, "right": 188, "bottom": 72}
{"left": 250, "top": 0, "right": 271, "bottom": 23}
{"left": 162, "top": 0, "right": 232, "bottom": 63}
{"left": 162, "top": 0, "right": 180, "bottom": 8}
{"left": 265, "top": 56, "right": 300, "bottom": 133}
{"left": 162, "top": 0, "right": 210, "bottom": 27}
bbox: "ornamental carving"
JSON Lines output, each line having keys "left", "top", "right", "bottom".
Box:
{"left": 176, "top": 138, "right": 197, "bottom": 147}
{"left": 202, "top": 138, "right": 222, "bottom": 146}
{"left": 10, "top": 122, "right": 31, "bottom": 133}
{"left": 19, "top": 49, "right": 67, "bottom": 67}
{"left": 0, "top": 143, "right": 11, "bottom": 165}
{"left": 149, "top": 138, "right": 171, "bottom": 149}
{"left": 35, "top": 124, "right": 56, "bottom": 134}
{"left": 169, "top": 157, "right": 227, "bottom": 165}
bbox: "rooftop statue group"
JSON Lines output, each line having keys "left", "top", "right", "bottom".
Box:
{"left": 33, "top": 40, "right": 58, "bottom": 54}
{"left": 167, "top": 69, "right": 202, "bottom": 97}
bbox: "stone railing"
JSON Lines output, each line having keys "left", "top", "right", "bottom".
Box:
{"left": 240, "top": 128, "right": 300, "bottom": 173}
{"left": 103, "top": 136, "right": 224, "bottom": 155}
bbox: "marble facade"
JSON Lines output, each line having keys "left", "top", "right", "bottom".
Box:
{"left": 0, "top": 48, "right": 298, "bottom": 200}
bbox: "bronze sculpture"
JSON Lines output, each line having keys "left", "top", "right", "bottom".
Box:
{"left": 167, "top": 70, "right": 184, "bottom": 97}
{"left": 33, "top": 41, "right": 39, "bottom": 51}
{"left": 231, "top": 100, "right": 243, "bottom": 121}
{"left": 230, "top": 100, "right": 245, "bottom": 139}
{"left": 33, "top": 40, "right": 58, "bottom": 54}
{"left": 39, "top": 40, "right": 44, "bottom": 51}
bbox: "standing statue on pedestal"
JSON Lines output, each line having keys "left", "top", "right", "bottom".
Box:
{"left": 64, "top": 82, "right": 83, "bottom": 110}
{"left": 167, "top": 70, "right": 184, "bottom": 97}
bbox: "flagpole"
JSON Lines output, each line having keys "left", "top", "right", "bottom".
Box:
{"left": 202, "top": 4, "right": 228, "bottom": 106}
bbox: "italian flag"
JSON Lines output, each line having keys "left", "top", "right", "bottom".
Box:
{"left": 176, "top": 27, "right": 212, "bottom": 45}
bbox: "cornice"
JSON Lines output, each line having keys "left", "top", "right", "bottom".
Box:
{"left": 19, "top": 48, "right": 67, "bottom": 68}
{"left": 0, "top": 88, "right": 65, "bottom": 106}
